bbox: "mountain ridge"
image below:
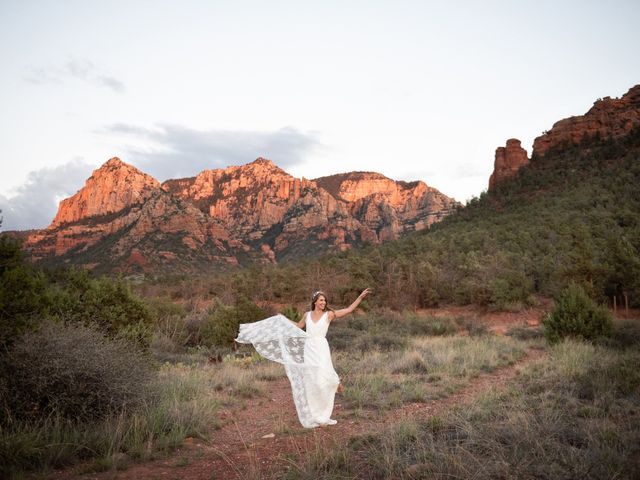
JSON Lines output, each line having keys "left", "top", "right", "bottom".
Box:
{"left": 22, "top": 83, "right": 640, "bottom": 274}
{"left": 25, "top": 157, "right": 458, "bottom": 272}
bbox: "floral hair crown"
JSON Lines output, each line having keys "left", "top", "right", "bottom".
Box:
{"left": 311, "top": 291, "right": 325, "bottom": 301}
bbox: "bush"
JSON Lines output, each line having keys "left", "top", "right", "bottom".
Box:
{"left": 0, "top": 235, "right": 23, "bottom": 275}
{"left": 543, "top": 283, "right": 613, "bottom": 344}
{"left": 200, "top": 298, "right": 268, "bottom": 347}
{"left": 0, "top": 265, "right": 50, "bottom": 348}
{"left": 48, "top": 270, "right": 154, "bottom": 347}
{"left": 281, "top": 305, "right": 301, "bottom": 322}
{"left": 1, "top": 322, "right": 155, "bottom": 423}
{"left": 328, "top": 315, "right": 408, "bottom": 352}
{"left": 406, "top": 315, "right": 458, "bottom": 336}
{"left": 488, "top": 271, "right": 533, "bottom": 310}
{"left": 0, "top": 243, "right": 154, "bottom": 349}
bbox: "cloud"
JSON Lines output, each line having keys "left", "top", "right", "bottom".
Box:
{"left": 0, "top": 159, "right": 94, "bottom": 231}
{"left": 23, "top": 57, "right": 125, "bottom": 93}
{"left": 0, "top": 124, "right": 321, "bottom": 230}
{"left": 104, "top": 123, "right": 321, "bottom": 180}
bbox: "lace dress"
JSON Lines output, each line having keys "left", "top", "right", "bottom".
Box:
{"left": 235, "top": 312, "right": 340, "bottom": 428}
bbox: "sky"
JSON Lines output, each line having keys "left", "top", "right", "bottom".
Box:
{"left": 1, "top": 0, "right": 639, "bottom": 231}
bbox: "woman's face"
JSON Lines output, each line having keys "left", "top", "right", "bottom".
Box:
{"left": 315, "top": 295, "right": 327, "bottom": 311}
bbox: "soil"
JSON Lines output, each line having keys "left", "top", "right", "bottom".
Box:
{"left": 49, "top": 307, "right": 552, "bottom": 480}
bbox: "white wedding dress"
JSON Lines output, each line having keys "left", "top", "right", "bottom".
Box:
{"left": 235, "top": 312, "right": 340, "bottom": 428}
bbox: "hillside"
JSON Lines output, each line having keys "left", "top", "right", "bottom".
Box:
{"left": 14, "top": 84, "right": 640, "bottom": 310}
{"left": 214, "top": 85, "right": 640, "bottom": 311}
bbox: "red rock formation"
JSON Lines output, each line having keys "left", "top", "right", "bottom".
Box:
{"left": 50, "top": 158, "right": 160, "bottom": 228}
{"left": 315, "top": 172, "right": 457, "bottom": 236}
{"left": 488, "top": 139, "right": 530, "bottom": 190}
{"left": 164, "top": 158, "right": 317, "bottom": 234}
{"left": 26, "top": 156, "right": 459, "bottom": 271}
{"left": 533, "top": 84, "right": 640, "bottom": 157}
{"left": 26, "top": 159, "right": 242, "bottom": 272}
{"left": 165, "top": 161, "right": 458, "bottom": 258}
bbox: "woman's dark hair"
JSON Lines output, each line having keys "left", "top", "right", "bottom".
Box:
{"left": 310, "top": 291, "right": 333, "bottom": 312}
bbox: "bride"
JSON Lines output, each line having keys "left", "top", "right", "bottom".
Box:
{"left": 235, "top": 288, "right": 370, "bottom": 428}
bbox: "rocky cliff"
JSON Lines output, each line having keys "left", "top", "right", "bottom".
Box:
{"left": 163, "top": 158, "right": 318, "bottom": 238}
{"left": 488, "top": 139, "right": 530, "bottom": 190}
{"left": 50, "top": 158, "right": 161, "bottom": 228}
{"left": 533, "top": 84, "right": 640, "bottom": 157}
{"left": 26, "top": 157, "right": 458, "bottom": 271}
{"left": 314, "top": 172, "right": 457, "bottom": 240}
{"left": 27, "top": 159, "right": 244, "bottom": 272}
{"left": 488, "top": 84, "right": 640, "bottom": 190}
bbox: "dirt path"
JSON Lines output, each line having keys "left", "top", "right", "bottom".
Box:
{"left": 51, "top": 345, "right": 546, "bottom": 480}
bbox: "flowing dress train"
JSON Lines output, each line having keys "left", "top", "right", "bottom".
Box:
{"left": 235, "top": 312, "right": 340, "bottom": 428}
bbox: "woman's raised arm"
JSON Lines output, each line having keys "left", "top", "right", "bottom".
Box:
{"left": 329, "top": 288, "right": 370, "bottom": 321}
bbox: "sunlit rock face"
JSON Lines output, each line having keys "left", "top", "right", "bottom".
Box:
{"left": 26, "top": 156, "right": 459, "bottom": 271}
{"left": 314, "top": 172, "right": 459, "bottom": 240}
{"left": 166, "top": 162, "right": 459, "bottom": 257}
{"left": 27, "top": 159, "right": 241, "bottom": 272}
{"left": 49, "top": 158, "right": 161, "bottom": 228}
{"left": 488, "top": 139, "right": 530, "bottom": 191}
{"left": 533, "top": 84, "right": 640, "bottom": 157}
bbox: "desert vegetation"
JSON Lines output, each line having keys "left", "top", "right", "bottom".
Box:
{"left": 287, "top": 322, "right": 640, "bottom": 480}
{"left": 1, "top": 128, "right": 639, "bottom": 478}
{"left": 5, "top": 246, "right": 638, "bottom": 480}
{"left": 126, "top": 128, "right": 640, "bottom": 322}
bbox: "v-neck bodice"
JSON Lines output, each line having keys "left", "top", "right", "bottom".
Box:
{"left": 306, "top": 311, "right": 329, "bottom": 338}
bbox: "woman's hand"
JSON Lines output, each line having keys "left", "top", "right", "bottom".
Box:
{"left": 358, "top": 288, "right": 371, "bottom": 300}
{"left": 331, "top": 288, "right": 371, "bottom": 321}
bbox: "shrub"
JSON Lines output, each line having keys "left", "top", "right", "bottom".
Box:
{"left": 543, "top": 283, "right": 613, "bottom": 344}
{"left": 146, "top": 296, "right": 187, "bottom": 319}
{"left": 281, "top": 305, "right": 301, "bottom": 322}
{"left": 505, "top": 325, "right": 544, "bottom": 341}
{"left": 407, "top": 315, "right": 458, "bottom": 336}
{"left": 488, "top": 271, "right": 533, "bottom": 310}
{"left": 1, "top": 322, "right": 155, "bottom": 423}
{"left": 0, "top": 235, "right": 24, "bottom": 275}
{"left": 0, "top": 265, "right": 50, "bottom": 348}
{"left": 327, "top": 314, "right": 410, "bottom": 352}
{"left": 48, "top": 270, "right": 154, "bottom": 347}
{"left": 200, "top": 298, "right": 268, "bottom": 347}
{"left": 182, "top": 309, "right": 209, "bottom": 347}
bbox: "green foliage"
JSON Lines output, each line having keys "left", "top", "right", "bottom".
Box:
{"left": 1, "top": 322, "right": 154, "bottom": 423}
{"left": 182, "top": 127, "right": 640, "bottom": 312}
{"left": 47, "top": 269, "right": 153, "bottom": 345}
{"left": 0, "top": 263, "right": 51, "bottom": 348}
{"left": 0, "top": 235, "right": 23, "bottom": 274}
{"left": 0, "top": 251, "right": 153, "bottom": 346}
{"left": 543, "top": 283, "right": 613, "bottom": 343}
{"left": 146, "top": 295, "right": 187, "bottom": 319}
{"left": 281, "top": 305, "right": 301, "bottom": 322}
{"left": 200, "top": 298, "right": 268, "bottom": 347}
{"left": 0, "top": 238, "right": 154, "bottom": 348}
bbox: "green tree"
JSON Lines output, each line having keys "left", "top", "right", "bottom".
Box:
{"left": 543, "top": 283, "right": 613, "bottom": 344}
{"left": 201, "top": 297, "right": 268, "bottom": 347}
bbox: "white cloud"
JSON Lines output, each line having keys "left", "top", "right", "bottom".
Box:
{"left": 23, "top": 57, "right": 125, "bottom": 93}
{"left": 104, "top": 123, "right": 321, "bottom": 180}
{"left": 0, "top": 159, "right": 94, "bottom": 231}
{"left": 0, "top": 123, "right": 322, "bottom": 230}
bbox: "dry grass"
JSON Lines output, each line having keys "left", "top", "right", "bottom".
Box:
{"left": 286, "top": 324, "right": 640, "bottom": 480}
{"left": 0, "top": 348, "right": 287, "bottom": 478}
{"left": 335, "top": 334, "right": 528, "bottom": 411}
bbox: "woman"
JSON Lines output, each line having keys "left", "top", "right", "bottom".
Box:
{"left": 235, "top": 288, "right": 370, "bottom": 428}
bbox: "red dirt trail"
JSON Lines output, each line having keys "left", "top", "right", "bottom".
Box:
{"left": 49, "top": 309, "right": 549, "bottom": 480}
